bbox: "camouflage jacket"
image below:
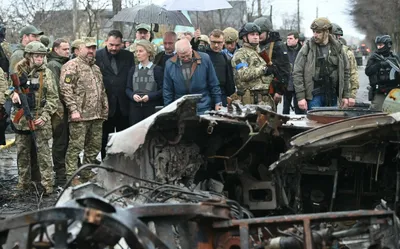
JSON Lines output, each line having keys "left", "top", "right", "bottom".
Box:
{"left": 60, "top": 56, "right": 109, "bottom": 122}
{"left": 343, "top": 45, "right": 359, "bottom": 99}
{"left": 10, "top": 60, "right": 58, "bottom": 131}
{"left": 9, "top": 43, "right": 25, "bottom": 74}
{"left": 231, "top": 43, "right": 273, "bottom": 92}
{"left": 0, "top": 41, "right": 12, "bottom": 60}
{"left": 0, "top": 67, "right": 7, "bottom": 105}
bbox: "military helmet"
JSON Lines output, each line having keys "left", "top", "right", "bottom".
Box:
{"left": 375, "top": 35, "right": 392, "bottom": 46}
{"left": 253, "top": 17, "right": 273, "bottom": 32}
{"left": 331, "top": 23, "right": 343, "bottom": 36}
{"left": 223, "top": 27, "right": 239, "bottom": 43}
{"left": 298, "top": 33, "right": 305, "bottom": 42}
{"left": 239, "top": 23, "right": 261, "bottom": 39}
{"left": 24, "top": 41, "right": 48, "bottom": 54}
{"left": 198, "top": 35, "right": 210, "bottom": 44}
{"left": 310, "top": 17, "right": 332, "bottom": 31}
{"left": 40, "top": 35, "right": 50, "bottom": 47}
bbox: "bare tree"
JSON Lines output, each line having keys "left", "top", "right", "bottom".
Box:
{"left": 349, "top": 0, "right": 400, "bottom": 52}
{"left": 280, "top": 12, "right": 299, "bottom": 31}
{"left": 0, "top": 0, "right": 67, "bottom": 42}
{"left": 78, "top": 0, "right": 109, "bottom": 37}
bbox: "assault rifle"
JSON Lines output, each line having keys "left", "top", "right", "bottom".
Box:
{"left": 373, "top": 53, "right": 400, "bottom": 80}
{"left": 259, "top": 48, "right": 286, "bottom": 95}
{"left": 313, "top": 56, "right": 334, "bottom": 106}
{"left": 10, "top": 73, "right": 37, "bottom": 150}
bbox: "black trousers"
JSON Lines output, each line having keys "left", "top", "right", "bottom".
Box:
{"left": 101, "top": 107, "right": 129, "bottom": 159}
{"left": 283, "top": 91, "right": 306, "bottom": 114}
{"left": 129, "top": 105, "right": 156, "bottom": 126}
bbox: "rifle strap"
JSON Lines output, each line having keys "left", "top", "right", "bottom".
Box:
{"left": 36, "top": 71, "right": 44, "bottom": 120}
{"left": 268, "top": 41, "right": 275, "bottom": 63}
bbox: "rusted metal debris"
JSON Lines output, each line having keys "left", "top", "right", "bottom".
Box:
{"left": 0, "top": 186, "right": 398, "bottom": 249}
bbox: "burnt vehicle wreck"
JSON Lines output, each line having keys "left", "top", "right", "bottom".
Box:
{"left": 97, "top": 95, "right": 400, "bottom": 215}
{"left": 1, "top": 95, "right": 400, "bottom": 249}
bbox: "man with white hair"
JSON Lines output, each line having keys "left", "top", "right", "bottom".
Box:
{"left": 163, "top": 39, "right": 222, "bottom": 114}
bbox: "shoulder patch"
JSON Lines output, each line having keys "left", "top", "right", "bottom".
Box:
{"left": 64, "top": 74, "right": 72, "bottom": 83}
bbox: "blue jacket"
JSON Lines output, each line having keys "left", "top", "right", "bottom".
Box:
{"left": 163, "top": 51, "right": 222, "bottom": 114}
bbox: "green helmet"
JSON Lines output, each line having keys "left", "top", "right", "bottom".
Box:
{"left": 40, "top": 35, "right": 50, "bottom": 47}
{"left": 223, "top": 27, "right": 239, "bottom": 42}
{"left": 24, "top": 41, "right": 48, "bottom": 54}
{"left": 299, "top": 33, "right": 305, "bottom": 42}
{"left": 253, "top": 16, "right": 273, "bottom": 32}
{"left": 310, "top": 17, "right": 332, "bottom": 31}
{"left": 331, "top": 23, "right": 343, "bottom": 36}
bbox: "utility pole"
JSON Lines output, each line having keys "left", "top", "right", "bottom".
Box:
{"left": 269, "top": 5, "right": 272, "bottom": 23}
{"left": 316, "top": 5, "right": 318, "bottom": 18}
{"left": 297, "top": 0, "right": 300, "bottom": 33}
{"left": 72, "top": 0, "right": 78, "bottom": 40}
{"left": 257, "top": 0, "right": 262, "bottom": 17}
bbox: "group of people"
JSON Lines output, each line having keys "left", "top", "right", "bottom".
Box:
{"left": 0, "top": 15, "right": 397, "bottom": 195}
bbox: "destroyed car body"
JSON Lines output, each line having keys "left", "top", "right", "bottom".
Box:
{"left": 1, "top": 95, "right": 400, "bottom": 248}
{"left": 94, "top": 95, "right": 400, "bottom": 215}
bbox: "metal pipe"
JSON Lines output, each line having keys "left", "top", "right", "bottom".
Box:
{"left": 329, "top": 171, "right": 339, "bottom": 212}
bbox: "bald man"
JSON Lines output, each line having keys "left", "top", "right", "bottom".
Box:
{"left": 163, "top": 39, "right": 222, "bottom": 114}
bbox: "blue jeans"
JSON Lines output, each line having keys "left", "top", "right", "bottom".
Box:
{"left": 307, "top": 94, "right": 338, "bottom": 110}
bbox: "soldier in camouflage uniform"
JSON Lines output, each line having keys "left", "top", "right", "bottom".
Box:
{"left": 11, "top": 41, "right": 58, "bottom": 194}
{"left": 231, "top": 23, "right": 277, "bottom": 110}
{"left": 60, "top": 37, "right": 108, "bottom": 184}
{"left": 9, "top": 25, "right": 44, "bottom": 183}
{"left": 9, "top": 25, "right": 43, "bottom": 74}
{"left": 0, "top": 24, "right": 11, "bottom": 78}
{"left": 331, "top": 23, "right": 359, "bottom": 107}
{"left": 222, "top": 27, "right": 240, "bottom": 59}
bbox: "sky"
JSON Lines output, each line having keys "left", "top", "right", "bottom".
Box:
{"left": 2, "top": 0, "right": 365, "bottom": 40}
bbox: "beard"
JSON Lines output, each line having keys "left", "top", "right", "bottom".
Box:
{"left": 315, "top": 31, "right": 329, "bottom": 44}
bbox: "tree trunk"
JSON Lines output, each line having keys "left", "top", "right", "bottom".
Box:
{"left": 112, "top": 0, "right": 123, "bottom": 32}
{"left": 72, "top": 0, "right": 78, "bottom": 39}
{"left": 257, "top": 0, "right": 262, "bottom": 17}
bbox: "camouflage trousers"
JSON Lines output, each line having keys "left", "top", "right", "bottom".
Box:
{"left": 15, "top": 128, "right": 54, "bottom": 193}
{"left": 236, "top": 89, "right": 276, "bottom": 111}
{"left": 65, "top": 120, "right": 103, "bottom": 179}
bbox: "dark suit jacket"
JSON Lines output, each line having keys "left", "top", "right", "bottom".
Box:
{"left": 96, "top": 47, "right": 134, "bottom": 117}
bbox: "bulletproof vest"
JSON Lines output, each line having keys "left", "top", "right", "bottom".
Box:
{"left": 132, "top": 64, "right": 157, "bottom": 94}
{"left": 377, "top": 55, "right": 399, "bottom": 85}
{"left": 209, "top": 51, "right": 227, "bottom": 87}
